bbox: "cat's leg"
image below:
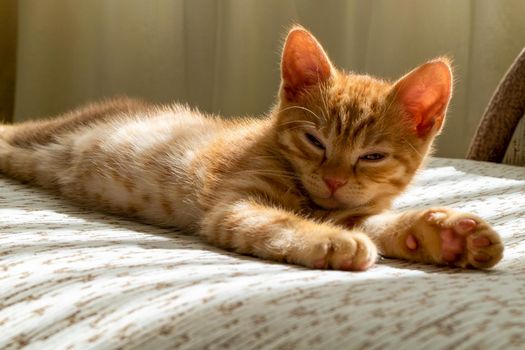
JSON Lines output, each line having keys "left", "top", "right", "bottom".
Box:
{"left": 361, "top": 208, "right": 504, "bottom": 268}
{"left": 201, "top": 198, "right": 378, "bottom": 271}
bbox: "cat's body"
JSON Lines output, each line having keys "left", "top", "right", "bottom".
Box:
{"left": 1, "top": 99, "right": 260, "bottom": 228}
{"left": 0, "top": 27, "right": 503, "bottom": 270}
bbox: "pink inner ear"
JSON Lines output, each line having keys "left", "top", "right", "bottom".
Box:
{"left": 395, "top": 61, "right": 452, "bottom": 137}
{"left": 281, "top": 29, "right": 332, "bottom": 100}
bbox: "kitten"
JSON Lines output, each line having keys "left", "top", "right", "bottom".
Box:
{"left": 0, "top": 27, "right": 503, "bottom": 270}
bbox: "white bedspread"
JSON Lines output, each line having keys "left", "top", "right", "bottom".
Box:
{"left": 1, "top": 158, "right": 524, "bottom": 350}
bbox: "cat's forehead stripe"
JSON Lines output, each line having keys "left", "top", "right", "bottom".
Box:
{"left": 350, "top": 115, "right": 377, "bottom": 144}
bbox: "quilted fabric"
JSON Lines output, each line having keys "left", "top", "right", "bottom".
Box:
{"left": 0, "top": 158, "right": 524, "bottom": 350}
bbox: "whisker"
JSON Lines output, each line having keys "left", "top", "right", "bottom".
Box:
{"left": 317, "top": 83, "right": 330, "bottom": 121}
{"left": 238, "top": 169, "right": 297, "bottom": 176}
{"left": 278, "top": 120, "right": 316, "bottom": 128}
{"left": 248, "top": 155, "right": 283, "bottom": 160}
{"left": 401, "top": 137, "right": 423, "bottom": 158}
{"left": 279, "top": 105, "right": 323, "bottom": 123}
{"left": 381, "top": 86, "right": 399, "bottom": 118}
{"left": 281, "top": 125, "right": 313, "bottom": 132}
{"left": 237, "top": 169, "right": 300, "bottom": 180}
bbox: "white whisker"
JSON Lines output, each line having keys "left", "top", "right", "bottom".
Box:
{"left": 278, "top": 120, "right": 316, "bottom": 128}
{"left": 402, "top": 138, "right": 423, "bottom": 159}
{"left": 317, "top": 83, "right": 330, "bottom": 121}
{"left": 279, "top": 105, "right": 323, "bottom": 124}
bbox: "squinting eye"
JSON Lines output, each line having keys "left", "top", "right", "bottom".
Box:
{"left": 305, "top": 133, "right": 325, "bottom": 150}
{"left": 360, "top": 153, "right": 386, "bottom": 161}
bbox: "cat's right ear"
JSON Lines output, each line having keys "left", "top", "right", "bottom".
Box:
{"left": 393, "top": 58, "right": 453, "bottom": 138}
{"left": 281, "top": 27, "right": 334, "bottom": 101}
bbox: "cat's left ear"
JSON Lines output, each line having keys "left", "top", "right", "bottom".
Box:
{"left": 394, "top": 58, "right": 453, "bottom": 138}
{"left": 281, "top": 27, "right": 334, "bottom": 101}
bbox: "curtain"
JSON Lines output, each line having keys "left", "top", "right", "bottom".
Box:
{"left": 0, "top": 0, "right": 17, "bottom": 123}
{"left": 12, "top": 0, "right": 525, "bottom": 158}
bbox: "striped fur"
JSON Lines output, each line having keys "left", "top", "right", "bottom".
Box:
{"left": 0, "top": 27, "right": 503, "bottom": 270}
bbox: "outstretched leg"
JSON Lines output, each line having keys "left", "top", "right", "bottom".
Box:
{"left": 202, "top": 198, "right": 378, "bottom": 271}
{"left": 361, "top": 208, "right": 504, "bottom": 268}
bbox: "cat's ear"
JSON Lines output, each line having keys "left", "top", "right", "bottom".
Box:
{"left": 394, "top": 58, "right": 453, "bottom": 138}
{"left": 281, "top": 27, "right": 334, "bottom": 101}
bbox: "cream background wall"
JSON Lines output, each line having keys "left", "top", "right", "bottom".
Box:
{"left": 0, "top": 0, "right": 16, "bottom": 123}
{"left": 14, "top": 0, "right": 525, "bottom": 158}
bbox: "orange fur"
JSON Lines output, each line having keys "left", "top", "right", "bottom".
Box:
{"left": 0, "top": 27, "right": 503, "bottom": 270}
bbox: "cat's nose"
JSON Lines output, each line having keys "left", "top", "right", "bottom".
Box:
{"left": 323, "top": 176, "right": 348, "bottom": 193}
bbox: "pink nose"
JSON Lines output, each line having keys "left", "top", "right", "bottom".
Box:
{"left": 323, "top": 176, "right": 348, "bottom": 193}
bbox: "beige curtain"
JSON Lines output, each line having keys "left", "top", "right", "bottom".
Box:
{"left": 0, "top": 0, "right": 17, "bottom": 123}
{"left": 13, "top": 0, "right": 525, "bottom": 158}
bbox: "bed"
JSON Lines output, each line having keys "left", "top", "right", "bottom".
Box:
{"left": 0, "top": 157, "right": 524, "bottom": 350}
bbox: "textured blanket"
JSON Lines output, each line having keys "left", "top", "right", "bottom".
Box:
{"left": 1, "top": 158, "right": 524, "bottom": 350}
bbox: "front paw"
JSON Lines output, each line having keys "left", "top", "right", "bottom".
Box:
{"left": 295, "top": 230, "right": 378, "bottom": 271}
{"left": 404, "top": 209, "right": 504, "bottom": 269}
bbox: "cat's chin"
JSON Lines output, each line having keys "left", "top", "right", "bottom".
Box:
{"left": 310, "top": 193, "right": 374, "bottom": 212}
{"left": 310, "top": 196, "right": 346, "bottom": 210}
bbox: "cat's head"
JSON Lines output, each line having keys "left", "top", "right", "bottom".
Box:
{"left": 274, "top": 26, "right": 452, "bottom": 214}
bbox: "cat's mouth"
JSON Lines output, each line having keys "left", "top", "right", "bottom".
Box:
{"left": 296, "top": 177, "right": 349, "bottom": 210}
{"left": 308, "top": 190, "right": 374, "bottom": 211}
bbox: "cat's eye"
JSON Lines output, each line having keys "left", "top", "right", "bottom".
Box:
{"left": 305, "top": 133, "right": 325, "bottom": 150}
{"left": 360, "top": 153, "right": 386, "bottom": 161}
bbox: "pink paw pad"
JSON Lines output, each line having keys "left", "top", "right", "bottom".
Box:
{"left": 313, "top": 259, "right": 327, "bottom": 269}
{"left": 339, "top": 260, "right": 353, "bottom": 271}
{"left": 455, "top": 218, "right": 477, "bottom": 233}
{"left": 356, "top": 260, "right": 373, "bottom": 271}
{"left": 440, "top": 228, "right": 465, "bottom": 262}
{"left": 472, "top": 236, "right": 491, "bottom": 247}
{"left": 406, "top": 234, "right": 418, "bottom": 250}
{"left": 408, "top": 211, "right": 502, "bottom": 268}
{"left": 473, "top": 253, "right": 491, "bottom": 262}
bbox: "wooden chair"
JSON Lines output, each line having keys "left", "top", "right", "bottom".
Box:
{"left": 467, "top": 48, "right": 525, "bottom": 166}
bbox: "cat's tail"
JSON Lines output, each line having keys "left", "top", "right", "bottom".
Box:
{"left": 0, "top": 123, "right": 15, "bottom": 146}
{"left": 0, "top": 126, "right": 14, "bottom": 175}
{"left": 0, "top": 123, "right": 8, "bottom": 137}
{"left": 0, "top": 123, "right": 10, "bottom": 149}
{"left": 0, "top": 125, "right": 17, "bottom": 175}
{"left": 0, "top": 124, "right": 40, "bottom": 184}
{"left": 0, "top": 123, "right": 64, "bottom": 188}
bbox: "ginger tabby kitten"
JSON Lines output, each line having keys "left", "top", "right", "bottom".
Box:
{"left": 0, "top": 27, "right": 503, "bottom": 271}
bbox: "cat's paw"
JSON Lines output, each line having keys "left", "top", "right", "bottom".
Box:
{"left": 404, "top": 208, "right": 504, "bottom": 269}
{"left": 298, "top": 231, "right": 378, "bottom": 271}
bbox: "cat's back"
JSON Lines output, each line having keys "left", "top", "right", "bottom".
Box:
{"left": 29, "top": 99, "right": 229, "bottom": 171}
{"left": 55, "top": 99, "right": 267, "bottom": 227}
{"left": 1, "top": 97, "right": 271, "bottom": 228}
{"left": 1, "top": 97, "right": 222, "bottom": 149}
